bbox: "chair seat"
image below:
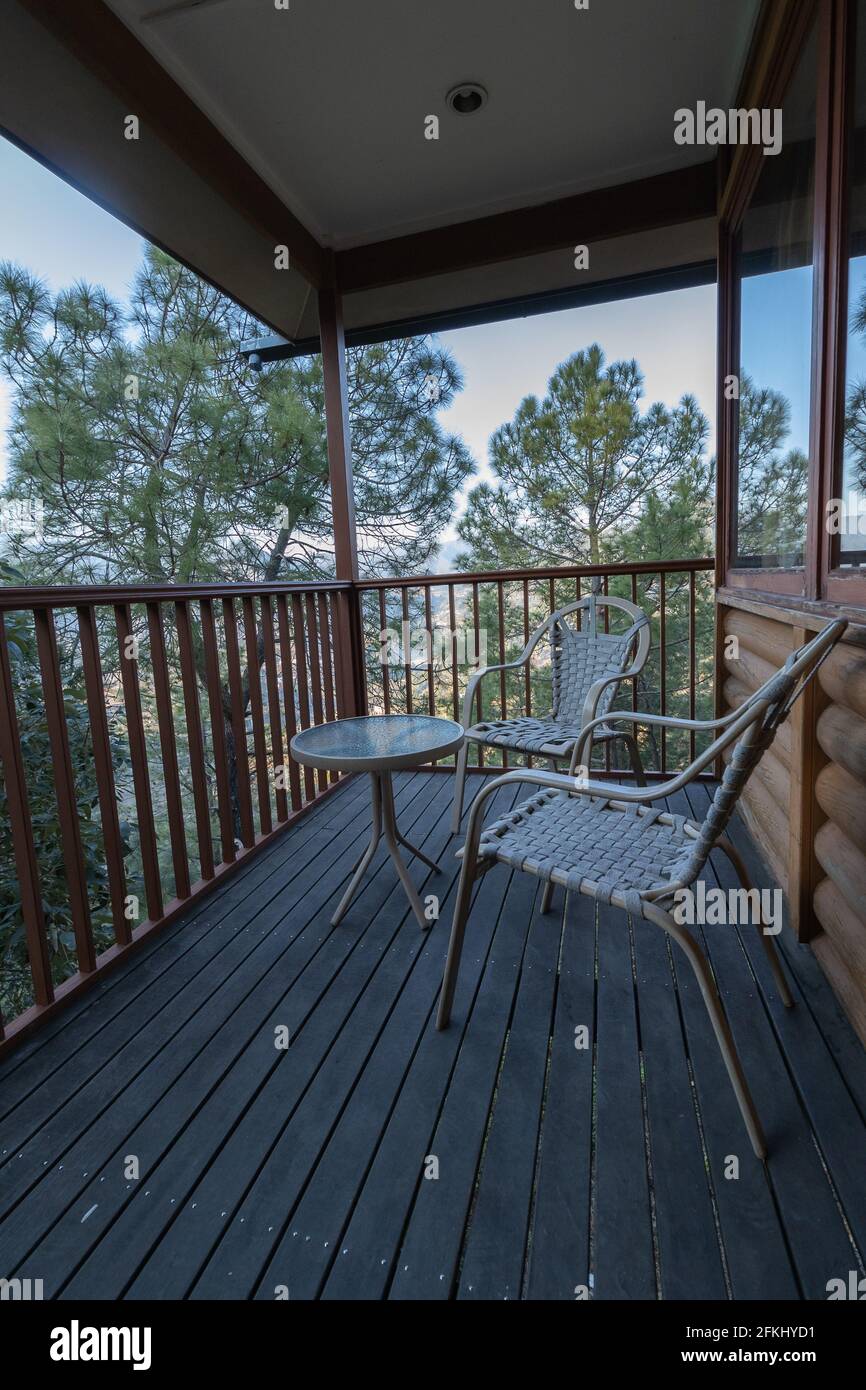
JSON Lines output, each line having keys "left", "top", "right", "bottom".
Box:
{"left": 478, "top": 788, "right": 699, "bottom": 905}
{"left": 465, "top": 715, "right": 621, "bottom": 758}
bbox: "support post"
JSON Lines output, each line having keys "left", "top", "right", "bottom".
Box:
{"left": 319, "top": 271, "right": 362, "bottom": 717}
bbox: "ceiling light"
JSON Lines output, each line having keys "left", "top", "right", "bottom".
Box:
{"left": 446, "top": 83, "right": 488, "bottom": 115}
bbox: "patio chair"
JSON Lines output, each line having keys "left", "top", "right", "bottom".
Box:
{"left": 451, "top": 577, "right": 652, "bottom": 833}
{"left": 438, "top": 618, "right": 848, "bottom": 1159}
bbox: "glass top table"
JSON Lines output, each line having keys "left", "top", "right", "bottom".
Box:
{"left": 290, "top": 715, "right": 465, "bottom": 928}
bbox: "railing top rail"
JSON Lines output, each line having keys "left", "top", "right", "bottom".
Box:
{"left": 0, "top": 558, "right": 715, "bottom": 610}
{"left": 356, "top": 556, "right": 714, "bottom": 591}
{"left": 0, "top": 579, "right": 353, "bottom": 611}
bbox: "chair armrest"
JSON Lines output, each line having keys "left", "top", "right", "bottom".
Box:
{"left": 571, "top": 704, "right": 747, "bottom": 774}
{"left": 491, "top": 766, "right": 675, "bottom": 803}
{"left": 460, "top": 620, "right": 550, "bottom": 728}
{"left": 461, "top": 693, "right": 776, "bottom": 864}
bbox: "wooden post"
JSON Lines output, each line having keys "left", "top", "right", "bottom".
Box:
{"left": 319, "top": 273, "right": 362, "bottom": 717}
{"left": 788, "top": 624, "right": 827, "bottom": 941}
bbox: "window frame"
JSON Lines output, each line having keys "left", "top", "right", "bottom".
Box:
{"left": 718, "top": 0, "right": 866, "bottom": 611}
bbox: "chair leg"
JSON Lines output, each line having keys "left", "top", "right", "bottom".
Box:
{"left": 540, "top": 880, "right": 555, "bottom": 914}
{"left": 717, "top": 837, "right": 794, "bottom": 1009}
{"left": 451, "top": 741, "right": 469, "bottom": 835}
{"left": 436, "top": 840, "right": 481, "bottom": 1029}
{"left": 642, "top": 900, "right": 767, "bottom": 1159}
{"left": 621, "top": 732, "right": 647, "bottom": 787}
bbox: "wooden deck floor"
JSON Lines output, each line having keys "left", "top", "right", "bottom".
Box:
{"left": 1, "top": 769, "right": 865, "bottom": 1301}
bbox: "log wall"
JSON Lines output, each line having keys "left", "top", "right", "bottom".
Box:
{"left": 720, "top": 594, "right": 866, "bottom": 1044}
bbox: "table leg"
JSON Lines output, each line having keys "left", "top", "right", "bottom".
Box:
{"left": 380, "top": 771, "right": 430, "bottom": 929}
{"left": 331, "top": 772, "right": 382, "bottom": 927}
{"left": 395, "top": 827, "right": 441, "bottom": 873}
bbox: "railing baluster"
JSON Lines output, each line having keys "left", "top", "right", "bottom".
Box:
{"left": 631, "top": 572, "right": 639, "bottom": 713}
{"left": 378, "top": 589, "right": 391, "bottom": 715}
{"left": 304, "top": 594, "right": 328, "bottom": 793}
{"left": 602, "top": 575, "right": 611, "bottom": 774}
{"left": 472, "top": 581, "right": 482, "bottom": 767}
{"left": 275, "top": 595, "right": 304, "bottom": 811}
{"left": 659, "top": 571, "right": 667, "bottom": 773}
{"left": 146, "top": 601, "right": 191, "bottom": 900}
{"left": 242, "top": 596, "right": 273, "bottom": 835}
{"left": 77, "top": 604, "right": 130, "bottom": 944}
{"left": 200, "top": 598, "right": 236, "bottom": 864}
{"left": 261, "top": 596, "right": 289, "bottom": 823}
{"left": 497, "top": 580, "right": 508, "bottom": 770}
{"left": 222, "top": 597, "right": 255, "bottom": 848}
{"left": 175, "top": 600, "right": 215, "bottom": 880}
{"left": 522, "top": 579, "right": 531, "bottom": 714}
{"left": 689, "top": 570, "right": 697, "bottom": 764}
{"left": 400, "top": 587, "right": 413, "bottom": 715}
{"left": 114, "top": 602, "right": 164, "bottom": 923}
{"left": 34, "top": 608, "right": 96, "bottom": 972}
{"left": 317, "top": 593, "right": 339, "bottom": 786}
{"left": 448, "top": 584, "right": 459, "bottom": 727}
{"left": 304, "top": 595, "right": 326, "bottom": 724}
{"left": 0, "top": 616, "right": 53, "bottom": 1006}
{"left": 317, "top": 594, "right": 336, "bottom": 722}
{"left": 424, "top": 585, "right": 435, "bottom": 717}
{"left": 290, "top": 594, "right": 317, "bottom": 800}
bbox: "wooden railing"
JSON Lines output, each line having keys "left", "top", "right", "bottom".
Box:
{"left": 0, "top": 580, "right": 354, "bottom": 1048}
{"left": 356, "top": 557, "right": 716, "bottom": 773}
{"left": 0, "top": 558, "right": 714, "bottom": 1049}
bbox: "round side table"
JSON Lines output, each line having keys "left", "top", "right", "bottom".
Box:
{"left": 290, "top": 714, "right": 465, "bottom": 928}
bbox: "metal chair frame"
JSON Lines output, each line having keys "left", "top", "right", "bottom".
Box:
{"left": 451, "top": 579, "right": 652, "bottom": 833}
{"left": 438, "top": 619, "right": 848, "bottom": 1159}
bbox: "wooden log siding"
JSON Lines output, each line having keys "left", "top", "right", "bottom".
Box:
{"left": 722, "top": 596, "right": 866, "bottom": 1046}
{"left": 815, "top": 761, "right": 866, "bottom": 856}
{"left": 813, "top": 683, "right": 866, "bottom": 1028}
{"left": 0, "top": 581, "right": 350, "bottom": 1054}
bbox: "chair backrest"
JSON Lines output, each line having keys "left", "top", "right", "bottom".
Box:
{"left": 549, "top": 578, "right": 650, "bottom": 723}
{"left": 667, "top": 619, "right": 848, "bottom": 888}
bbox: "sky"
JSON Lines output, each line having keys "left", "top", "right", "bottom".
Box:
{"left": 0, "top": 138, "right": 146, "bottom": 488}
{"left": 0, "top": 133, "right": 718, "bottom": 547}
{"left": 5, "top": 129, "right": 828, "bottom": 568}
{"left": 435, "top": 287, "right": 717, "bottom": 561}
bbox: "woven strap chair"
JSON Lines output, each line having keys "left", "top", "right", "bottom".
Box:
{"left": 451, "top": 577, "right": 651, "bottom": 833}
{"left": 439, "top": 618, "right": 847, "bottom": 1159}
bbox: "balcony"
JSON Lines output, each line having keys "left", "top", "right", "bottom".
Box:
{"left": 2, "top": 0, "right": 866, "bottom": 1320}
{"left": 1, "top": 562, "right": 866, "bottom": 1301}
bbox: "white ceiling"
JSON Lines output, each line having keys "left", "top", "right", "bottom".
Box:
{"left": 105, "top": 0, "right": 760, "bottom": 250}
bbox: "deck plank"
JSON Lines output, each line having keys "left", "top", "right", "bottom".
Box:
{"left": 388, "top": 870, "right": 541, "bottom": 1299}
{"left": 455, "top": 876, "right": 565, "bottom": 1300}
{"left": 592, "top": 901, "right": 657, "bottom": 1299}
{"left": 630, "top": 902, "right": 729, "bottom": 1300}
{"left": 0, "top": 772, "right": 863, "bottom": 1301}
{"left": 42, "top": 773, "right": 462, "bottom": 1297}
{"left": 673, "top": 786, "right": 859, "bottom": 1299}
{"left": 182, "top": 774, "right": 502, "bottom": 1300}
{"left": 0, "top": 773, "right": 378, "bottom": 1134}
{"left": 522, "top": 887, "right": 595, "bottom": 1300}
